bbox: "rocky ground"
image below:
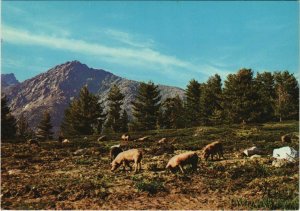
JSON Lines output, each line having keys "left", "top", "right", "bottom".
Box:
{"left": 1, "top": 121, "right": 299, "bottom": 209}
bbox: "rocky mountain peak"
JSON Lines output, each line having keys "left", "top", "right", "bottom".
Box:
{"left": 1, "top": 73, "right": 19, "bottom": 88}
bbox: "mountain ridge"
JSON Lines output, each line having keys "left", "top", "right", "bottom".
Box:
{"left": 2, "top": 61, "right": 185, "bottom": 134}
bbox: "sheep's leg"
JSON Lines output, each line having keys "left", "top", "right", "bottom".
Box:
{"left": 179, "top": 165, "right": 185, "bottom": 174}
{"left": 122, "top": 161, "right": 126, "bottom": 171}
{"left": 134, "top": 162, "right": 137, "bottom": 173}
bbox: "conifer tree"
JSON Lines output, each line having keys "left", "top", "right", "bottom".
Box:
{"left": 160, "top": 96, "right": 185, "bottom": 129}
{"left": 105, "top": 85, "right": 125, "bottom": 132}
{"left": 60, "top": 86, "right": 106, "bottom": 135}
{"left": 274, "top": 71, "right": 299, "bottom": 122}
{"left": 201, "top": 74, "right": 223, "bottom": 124}
{"left": 223, "top": 69, "right": 261, "bottom": 123}
{"left": 185, "top": 79, "right": 201, "bottom": 127}
{"left": 17, "top": 114, "right": 33, "bottom": 140}
{"left": 255, "top": 72, "right": 276, "bottom": 122}
{"left": 36, "top": 111, "right": 53, "bottom": 140}
{"left": 132, "top": 81, "right": 161, "bottom": 131}
{"left": 1, "top": 95, "right": 17, "bottom": 139}
{"left": 120, "top": 109, "right": 129, "bottom": 132}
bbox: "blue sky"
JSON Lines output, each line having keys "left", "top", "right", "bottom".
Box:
{"left": 1, "top": 1, "right": 299, "bottom": 88}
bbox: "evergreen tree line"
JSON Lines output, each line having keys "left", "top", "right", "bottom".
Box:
{"left": 1, "top": 69, "right": 299, "bottom": 139}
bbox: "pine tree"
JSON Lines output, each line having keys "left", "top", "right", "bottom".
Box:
{"left": 36, "top": 111, "right": 53, "bottom": 140}
{"left": 223, "top": 69, "right": 261, "bottom": 123}
{"left": 60, "top": 86, "right": 106, "bottom": 136}
{"left": 255, "top": 72, "right": 276, "bottom": 122}
{"left": 105, "top": 85, "right": 125, "bottom": 132}
{"left": 1, "top": 95, "right": 17, "bottom": 140}
{"left": 120, "top": 109, "right": 129, "bottom": 132}
{"left": 201, "top": 74, "right": 223, "bottom": 124}
{"left": 185, "top": 79, "right": 201, "bottom": 127}
{"left": 160, "top": 96, "right": 185, "bottom": 129}
{"left": 132, "top": 81, "right": 161, "bottom": 131}
{"left": 274, "top": 71, "right": 299, "bottom": 122}
{"left": 17, "top": 114, "right": 33, "bottom": 140}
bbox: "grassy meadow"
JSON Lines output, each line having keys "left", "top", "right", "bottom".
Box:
{"left": 1, "top": 121, "right": 299, "bottom": 209}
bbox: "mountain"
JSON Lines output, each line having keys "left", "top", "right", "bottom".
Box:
{"left": 2, "top": 61, "right": 185, "bottom": 134}
{"left": 1, "top": 73, "right": 19, "bottom": 88}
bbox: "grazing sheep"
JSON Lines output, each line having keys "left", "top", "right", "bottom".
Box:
{"left": 27, "top": 139, "right": 40, "bottom": 147}
{"left": 203, "top": 141, "right": 224, "bottom": 161}
{"left": 110, "top": 146, "right": 123, "bottom": 162}
{"left": 97, "top": 135, "right": 107, "bottom": 142}
{"left": 111, "top": 149, "right": 143, "bottom": 173}
{"left": 281, "top": 135, "right": 292, "bottom": 143}
{"left": 166, "top": 151, "right": 198, "bottom": 173}
{"left": 121, "top": 134, "right": 130, "bottom": 141}
{"left": 62, "top": 139, "right": 70, "bottom": 144}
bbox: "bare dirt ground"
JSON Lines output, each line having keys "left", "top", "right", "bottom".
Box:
{"left": 1, "top": 122, "right": 299, "bottom": 210}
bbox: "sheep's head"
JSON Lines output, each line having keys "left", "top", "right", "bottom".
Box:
{"left": 111, "top": 161, "right": 121, "bottom": 172}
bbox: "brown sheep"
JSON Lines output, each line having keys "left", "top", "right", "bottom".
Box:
{"left": 27, "top": 139, "right": 40, "bottom": 147}
{"left": 111, "top": 149, "right": 143, "bottom": 173}
{"left": 110, "top": 146, "right": 123, "bottom": 162}
{"left": 281, "top": 135, "right": 291, "bottom": 143}
{"left": 203, "top": 141, "right": 224, "bottom": 161}
{"left": 166, "top": 151, "right": 198, "bottom": 173}
{"left": 121, "top": 134, "right": 130, "bottom": 141}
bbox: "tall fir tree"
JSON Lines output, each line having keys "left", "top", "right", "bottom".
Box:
{"left": 105, "top": 85, "right": 125, "bottom": 132}
{"left": 17, "top": 114, "right": 33, "bottom": 140}
{"left": 185, "top": 79, "right": 201, "bottom": 127}
{"left": 274, "top": 71, "right": 299, "bottom": 122}
{"left": 223, "top": 69, "right": 261, "bottom": 123}
{"left": 255, "top": 72, "right": 276, "bottom": 122}
{"left": 36, "top": 111, "right": 54, "bottom": 140}
{"left": 120, "top": 109, "right": 129, "bottom": 132}
{"left": 160, "top": 96, "right": 185, "bottom": 129}
{"left": 60, "top": 86, "right": 106, "bottom": 136}
{"left": 132, "top": 81, "right": 161, "bottom": 131}
{"left": 200, "top": 74, "right": 223, "bottom": 124}
{"left": 1, "top": 95, "right": 17, "bottom": 139}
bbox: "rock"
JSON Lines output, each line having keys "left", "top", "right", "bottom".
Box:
{"left": 250, "top": 155, "right": 262, "bottom": 159}
{"left": 243, "top": 146, "right": 263, "bottom": 157}
{"left": 158, "top": 138, "right": 166, "bottom": 144}
{"left": 62, "top": 139, "right": 70, "bottom": 144}
{"left": 97, "top": 136, "right": 107, "bottom": 142}
{"left": 273, "top": 146, "right": 298, "bottom": 162}
{"left": 137, "top": 136, "right": 150, "bottom": 141}
{"left": 73, "top": 149, "right": 87, "bottom": 156}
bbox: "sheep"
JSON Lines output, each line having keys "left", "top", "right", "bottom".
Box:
{"left": 27, "top": 139, "right": 40, "bottom": 147}
{"left": 62, "top": 139, "right": 70, "bottom": 144}
{"left": 203, "top": 141, "right": 224, "bottom": 161}
{"left": 121, "top": 134, "right": 130, "bottom": 141}
{"left": 281, "top": 135, "right": 291, "bottom": 143}
{"left": 111, "top": 149, "right": 143, "bottom": 173}
{"left": 110, "top": 146, "right": 123, "bottom": 162}
{"left": 166, "top": 151, "right": 198, "bottom": 173}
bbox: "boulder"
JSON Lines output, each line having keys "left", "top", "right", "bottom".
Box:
{"left": 272, "top": 146, "right": 298, "bottom": 162}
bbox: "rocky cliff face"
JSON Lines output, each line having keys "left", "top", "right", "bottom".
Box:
{"left": 2, "top": 61, "right": 185, "bottom": 134}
